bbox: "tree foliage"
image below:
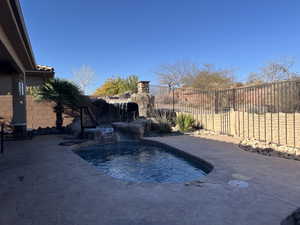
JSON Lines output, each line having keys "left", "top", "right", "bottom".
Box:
{"left": 122, "top": 75, "right": 139, "bottom": 94}
{"left": 36, "top": 78, "right": 83, "bottom": 109}
{"left": 182, "top": 64, "right": 235, "bottom": 90}
{"left": 93, "top": 75, "right": 139, "bottom": 96}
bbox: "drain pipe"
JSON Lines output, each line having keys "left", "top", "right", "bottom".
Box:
{"left": 1, "top": 123, "right": 4, "bottom": 154}
{"left": 80, "top": 107, "right": 84, "bottom": 138}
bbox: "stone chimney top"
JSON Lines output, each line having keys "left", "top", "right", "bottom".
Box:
{"left": 138, "top": 81, "right": 150, "bottom": 94}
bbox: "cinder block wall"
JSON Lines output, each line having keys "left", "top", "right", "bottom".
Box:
{"left": 26, "top": 96, "right": 74, "bottom": 129}
{"left": 0, "top": 95, "right": 74, "bottom": 129}
{"left": 0, "top": 96, "right": 13, "bottom": 121}
{"left": 186, "top": 110, "right": 300, "bottom": 148}
{"left": 233, "top": 111, "right": 300, "bottom": 148}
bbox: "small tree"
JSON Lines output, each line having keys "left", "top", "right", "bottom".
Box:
{"left": 262, "top": 58, "right": 298, "bottom": 82}
{"left": 182, "top": 64, "right": 235, "bottom": 90}
{"left": 36, "top": 78, "right": 83, "bottom": 130}
{"left": 93, "top": 75, "right": 139, "bottom": 96}
{"left": 71, "top": 65, "right": 96, "bottom": 94}
{"left": 93, "top": 78, "right": 122, "bottom": 96}
{"left": 155, "top": 61, "right": 198, "bottom": 89}
{"left": 156, "top": 61, "right": 235, "bottom": 90}
{"left": 247, "top": 58, "right": 299, "bottom": 84}
{"left": 246, "top": 72, "right": 263, "bottom": 85}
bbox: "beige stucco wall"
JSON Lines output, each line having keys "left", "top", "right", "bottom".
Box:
{"left": 26, "top": 74, "right": 51, "bottom": 88}
{"left": 0, "top": 72, "right": 27, "bottom": 125}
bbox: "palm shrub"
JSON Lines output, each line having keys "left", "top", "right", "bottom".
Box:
{"left": 176, "top": 113, "right": 195, "bottom": 132}
{"left": 35, "top": 78, "right": 83, "bottom": 130}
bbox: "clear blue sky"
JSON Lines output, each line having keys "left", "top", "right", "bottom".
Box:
{"left": 21, "top": 0, "right": 300, "bottom": 93}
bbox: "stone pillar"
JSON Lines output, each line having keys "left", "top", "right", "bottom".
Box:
{"left": 131, "top": 81, "right": 154, "bottom": 117}
{"left": 138, "top": 81, "right": 150, "bottom": 94}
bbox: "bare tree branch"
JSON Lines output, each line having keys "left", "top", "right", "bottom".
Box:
{"left": 71, "top": 65, "right": 96, "bottom": 94}
{"left": 247, "top": 57, "right": 299, "bottom": 84}
{"left": 155, "top": 61, "right": 198, "bottom": 89}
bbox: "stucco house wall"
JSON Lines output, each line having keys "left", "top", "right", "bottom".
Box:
{"left": 0, "top": 74, "right": 13, "bottom": 95}
{"left": 26, "top": 75, "right": 47, "bottom": 87}
{"left": 0, "top": 0, "right": 57, "bottom": 130}
{"left": 0, "top": 0, "right": 35, "bottom": 127}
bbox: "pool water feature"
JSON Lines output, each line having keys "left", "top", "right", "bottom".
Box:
{"left": 75, "top": 140, "right": 213, "bottom": 183}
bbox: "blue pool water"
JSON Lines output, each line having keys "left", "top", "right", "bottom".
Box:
{"left": 76, "top": 140, "right": 212, "bottom": 183}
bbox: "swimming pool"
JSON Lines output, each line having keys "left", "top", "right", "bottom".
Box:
{"left": 75, "top": 140, "right": 213, "bottom": 183}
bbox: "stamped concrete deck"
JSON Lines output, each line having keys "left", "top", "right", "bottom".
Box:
{"left": 0, "top": 135, "right": 300, "bottom": 225}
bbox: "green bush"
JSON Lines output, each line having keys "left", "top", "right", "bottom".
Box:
{"left": 176, "top": 113, "right": 195, "bottom": 132}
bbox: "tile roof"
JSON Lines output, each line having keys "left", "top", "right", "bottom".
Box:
{"left": 36, "top": 65, "right": 54, "bottom": 72}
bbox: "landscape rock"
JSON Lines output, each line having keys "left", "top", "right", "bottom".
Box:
{"left": 112, "top": 122, "right": 145, "bottom": 141}
{"left": 68, "top": 117, "right": 81, "bottom": 136}
{"left": 239, "top": 138, "right": 300, "bottom": 161}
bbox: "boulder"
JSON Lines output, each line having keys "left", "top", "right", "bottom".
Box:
{"left": 92, "top": 99, "right": 139, "bottom": 122}
{"left": 131, "top": 118, "right": 151, "bottom": 134}
{"left": 68, "top": 117, "right": 82, "bottom": 137}
{"left": 112, "top": 122, "right": 144, "bottom": 141}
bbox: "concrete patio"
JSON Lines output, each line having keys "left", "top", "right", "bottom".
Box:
{"left": 0, "top": 135, "right": 300, "bottom": 225}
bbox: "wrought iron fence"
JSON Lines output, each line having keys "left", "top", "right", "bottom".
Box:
{"left": 151, "top": 80, "right": 300, "bottom": 148}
